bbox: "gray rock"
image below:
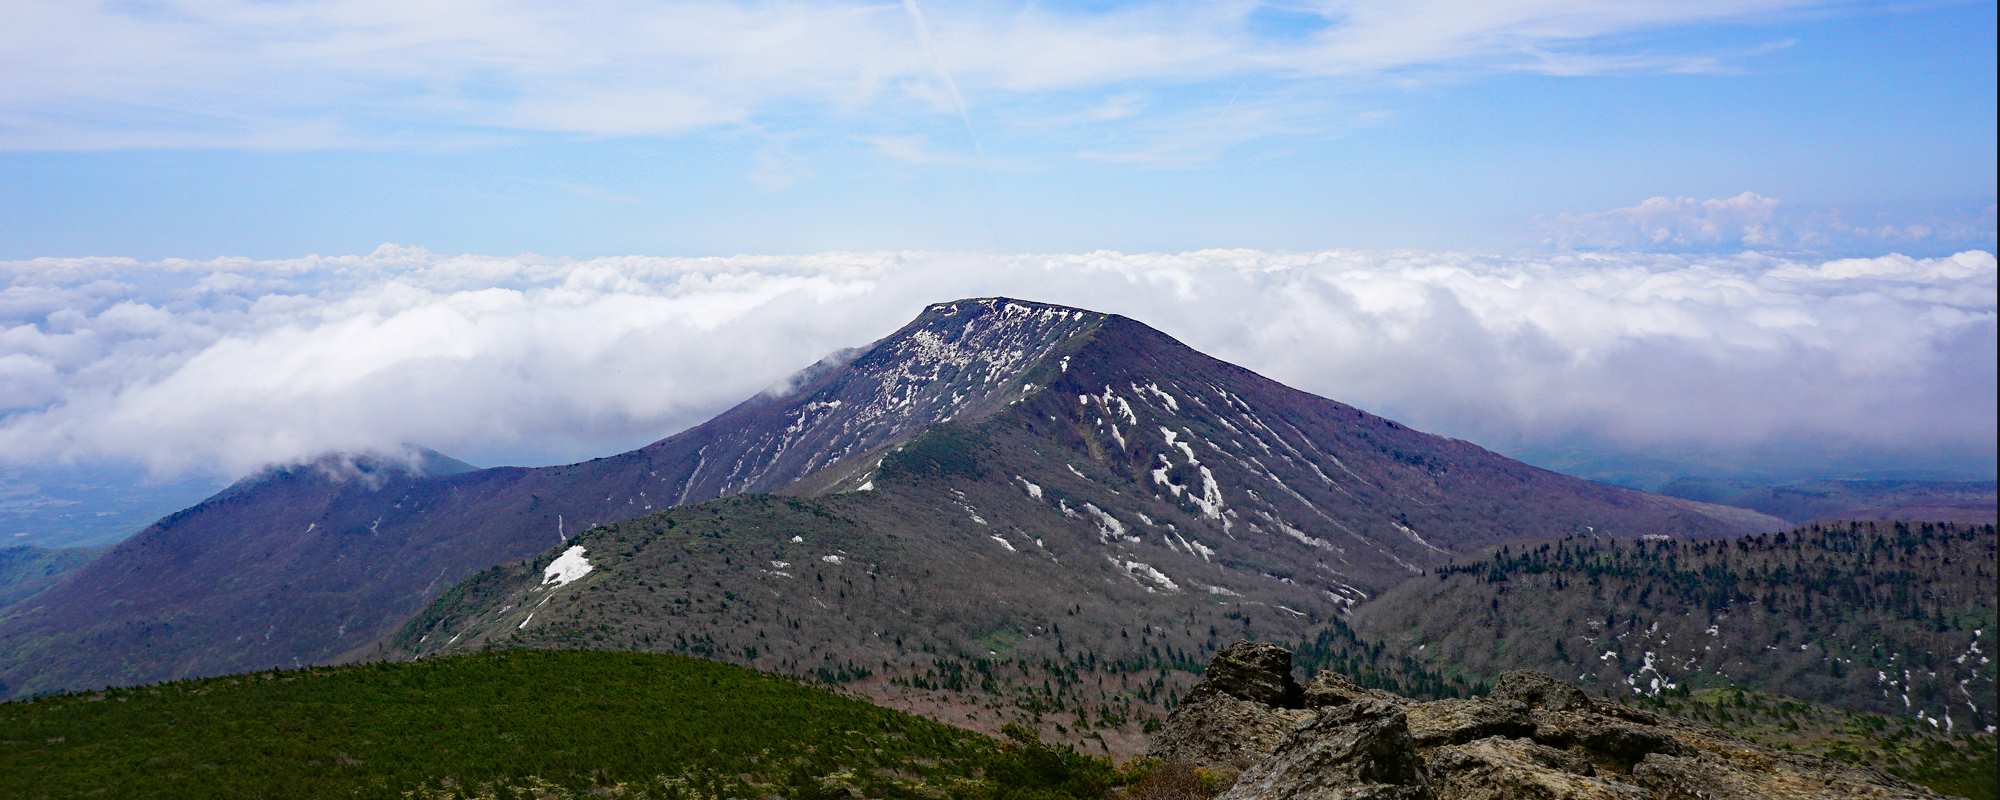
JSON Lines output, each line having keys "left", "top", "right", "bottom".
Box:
{"left": 1631, "top": 745, "right": 1947, "bottom": 799}
{"left": 1218, "top": 700, "right": 1434, "bottom": 800}
{"left": 1148, "top": 694, "right": 1312, "bottom": 773}
{"left": 1489, "top": 670, "right": 1593, "bottom": 712}
{"left": 1189, "top": 640, "right": 1305, "bottom": 708}
{"left": 1403, "top": 698, "right": 1533, "bottom": 748}
{"left": 1426, "top": 736, "right": 1647, "bottom": 800}
{"left": 1304, "top": 670, "right": 1406, "bottom": 709}
{"left": 1527, "top": 709, "right": 1690, "bottom": 772}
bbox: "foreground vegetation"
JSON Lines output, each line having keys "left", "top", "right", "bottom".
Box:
{"left": 0, "top": 650, "right": 1151, "bottom": 800}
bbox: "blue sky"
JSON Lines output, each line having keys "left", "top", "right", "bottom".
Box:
{"left": 2, "top": 1, "right": 1994, "bottom": 259}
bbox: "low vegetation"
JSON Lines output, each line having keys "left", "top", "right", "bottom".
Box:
{"left": 0, "top": 650, "right": 1148, "bottom": 800}
{"left": 1637, "top": 685, "right": 1997, "bottom": 799}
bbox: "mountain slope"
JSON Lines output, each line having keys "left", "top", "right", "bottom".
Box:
{"left": 0, "top": 297, "right": 1779, "bottom": 699}
{"left": 1350, "top": 521, "right": 1998, "bottom": 733}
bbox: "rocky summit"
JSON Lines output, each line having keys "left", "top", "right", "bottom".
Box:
{"left": 1152, "top": 641, "right": 1948, "bottom": 800}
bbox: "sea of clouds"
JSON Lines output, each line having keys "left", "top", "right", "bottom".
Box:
{"left": 1, "top": 245, "right": 1993, "bottom": 480}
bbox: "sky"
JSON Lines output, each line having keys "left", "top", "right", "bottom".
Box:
{"left": 1, "top": 1, "right": 1994, "bottom": 258}
{"left": 0, "top": 1, "right": 1996, "bottom": 537}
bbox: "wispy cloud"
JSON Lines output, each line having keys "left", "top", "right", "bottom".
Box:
{"left": 0, "top": 1, "right": 1837, "bottom": 151}
{"left": 862, "top": 134, "right": 1030, "bottom": 171}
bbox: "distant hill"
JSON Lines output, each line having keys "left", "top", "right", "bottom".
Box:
{"left": 0, "top": 545, "right": 96, "bottom": 612}
{"left": 1, "top": 298, "right": 1780, "bottom": 701}
{"left": 0, "top": 649, "right": 1127, "bottom": 800}
{"left": 1657, "top": 477, "right": 1997, "bottom": 524}
{"left": 1351, "top": 521, "right": 1998, "bottom": 734}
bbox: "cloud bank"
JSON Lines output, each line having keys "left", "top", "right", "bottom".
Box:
{"left": 2, "top": 245, "right": 1993, "bottom": 480}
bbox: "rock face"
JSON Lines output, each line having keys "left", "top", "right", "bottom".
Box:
{"left": 1220, "top": 700, "right": 1432, "bottom": 800}
{"left": 1154, "top": 642, "right": 1950, "bottom": 800}
{"left": 1151, "top": 642, "right": 1313, "bottom": 772}
{"left": 1187, "top": 642, "right": 1306, "bottom": 708}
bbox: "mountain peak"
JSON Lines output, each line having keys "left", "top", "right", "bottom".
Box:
{"left": 219, "top": 446, "right": 476, "bottom": 498}
{"left": 916, "top": 296, "right": 1102, "bottom": 321}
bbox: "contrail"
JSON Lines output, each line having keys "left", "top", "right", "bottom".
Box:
{"left": 900, "top": 0, "right": 984, "bottom": 162}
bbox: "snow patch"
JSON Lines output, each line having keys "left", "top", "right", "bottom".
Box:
{"left": 1109, "top": 557, "right": 1179, "bottom": 592}
{"left": 541, "top": 546, "right": 593, "bottom": 589}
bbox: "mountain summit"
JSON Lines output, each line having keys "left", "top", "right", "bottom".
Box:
{"left": 0, "top": 298, "right": 1777, "bottom": 699}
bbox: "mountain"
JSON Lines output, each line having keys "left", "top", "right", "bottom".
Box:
{"left": 1349, "top": 521, "right": 1998, "bottom": 733}
{"left": 386, "top": 299, "right": 1779, "bottom": 744}
{"left": 0, "top": 298, "right": 1780, "bottom": 700}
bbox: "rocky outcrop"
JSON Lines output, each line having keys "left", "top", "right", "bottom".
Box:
{"left": 1219, "top": 700, "right": 1432, "bottom": 800}
{"left": 1150, "top": 642, "right": 1313, "bottom": 772}
{"left": 1187, "top": 642, "right": 1306, "bottom": 708}
{"left": 1152, "top": 642, "right": 1950, "bottom": 800}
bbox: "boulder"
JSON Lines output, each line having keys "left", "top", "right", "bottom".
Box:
{"left": 1219, "top": 700, "right": 1433, "bottom": 800}
{"left": 1304, "top": 670, "right": 1405, "bottom": 709}
{"left": 1148, "top": 694, "right": 1312, "bottom": 773}
{"left": 1426, "top": 736, "right": 1645, "bottom": 800}
{"left": 1489, "top": 670, "right": 1593, "bottom": 712}
{"left": 1526, "top": 709, "right": 1690, "bottom": 772}
{"left": 1149, "top": 641, "right": 1312, "bottom": 771}
{"left": 1403, "top": 698, "right": 1534, "bottom": 748}
{"left": 1188, "top": 641, "right": 1304, "bottom": 708}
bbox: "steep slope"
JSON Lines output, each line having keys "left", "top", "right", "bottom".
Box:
{"left": 0, "top": 297, "right": 1779, "bottom": 699}
{"left": 965, "top": 311, "right": 1778, "bottom": 595}
{"left": 1351, "top": 521, "right": 1998, "bottom": 733}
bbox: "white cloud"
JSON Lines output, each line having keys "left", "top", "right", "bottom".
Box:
{"left": 863, "top": 134, "right": 973, "bottom": 167}
{"left": 1, "top": 245, "right": 1992, "bottom": 481}
{"left": 0, "top": 1, "right": 1826, "bottom": 151}
{"left": 1547, "top": 191, "right": 1784, "bottom": 248}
